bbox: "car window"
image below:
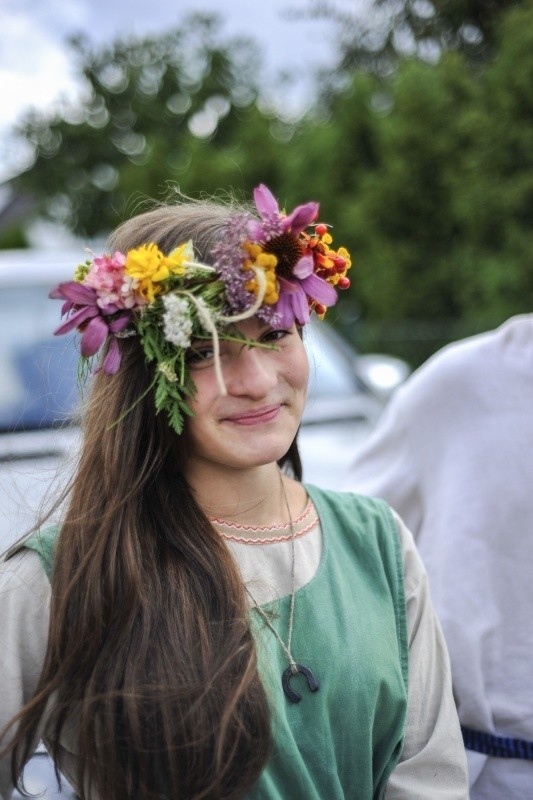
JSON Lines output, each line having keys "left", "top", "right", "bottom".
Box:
{"left": 0, "top": 286, "right": 80, "bottom": 431}
{"left": 305, "top": 323, "right": 358, "bottom": 398}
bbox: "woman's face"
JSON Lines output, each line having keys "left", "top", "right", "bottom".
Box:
{"left": 184, "top": 318, "right": 309, "bottom": 476}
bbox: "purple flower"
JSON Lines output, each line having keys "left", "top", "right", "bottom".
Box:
{"left": 248, "top": 184, "right": 319, "bottom": 242}
{"left": 248, "top": 185, "right": 337, "bottom": 326}
{"left": 275, "top": 256, "right": 338, "bottom": 327}
{"left": 215, "top": 183, "right": 340, "bottom": 327}
{"left": 50, "top": 281, "right": 132, "bottom": 374}
{"left": 212, "top": 213, "right": 258, "bottom": 316}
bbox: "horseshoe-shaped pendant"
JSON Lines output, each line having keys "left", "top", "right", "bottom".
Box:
{"left": 282, "top": 664, "right": 319, "bottom": 703}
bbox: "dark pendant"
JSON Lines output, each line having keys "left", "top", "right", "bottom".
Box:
{"left": 282, "top": 664, "right": 319, "bottom": 703}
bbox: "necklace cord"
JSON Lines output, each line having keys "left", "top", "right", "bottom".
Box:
{"left": 243, "top": 472, "right": 319, "bottom": 700}
{"left": 244, "top": 470, "right": 298, "bottom": 673}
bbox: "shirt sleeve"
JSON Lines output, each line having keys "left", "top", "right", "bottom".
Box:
{"left": 385, "top": 514, "right": 468, "bottom": 800}
{"left": 0, "top": 550, "right": 50, "bottom": 800}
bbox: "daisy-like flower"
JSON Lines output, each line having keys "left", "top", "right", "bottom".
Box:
{"left": 248, "top": 184, "right": 319, "bottom": 242}
{"left": 247, "top": 184, "right": 338, "bottom": 326}
{"left": 49, "top": 281, "right": 132, "bottom": 374}
{"left": 125, "top": 242, "right": 191, "bottom": 303}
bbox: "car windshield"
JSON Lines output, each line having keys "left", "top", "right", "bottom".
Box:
{"left": 305, "top": 323, "right": 359, "bottom": 398}
{"left": 0, "top": 285, "right": 80, "bottom": 431}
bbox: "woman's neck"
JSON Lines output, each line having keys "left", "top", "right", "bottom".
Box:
{"left": 185, "top": 462, "right": 307, "bottom": 527}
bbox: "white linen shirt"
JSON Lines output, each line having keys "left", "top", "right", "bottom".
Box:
{"left": 345, "top": 315, "right": 533, "bottom": 799}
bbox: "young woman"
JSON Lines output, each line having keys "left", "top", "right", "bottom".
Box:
{"left": 0, "top": 186, "right": 468, "bottom": 799}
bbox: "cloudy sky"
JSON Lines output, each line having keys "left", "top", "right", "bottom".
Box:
{"left": 0, "top": 0, "right": 363, "bottom": 182}
{"left": 0, "top": 0, "right": 371, "bottom": 181}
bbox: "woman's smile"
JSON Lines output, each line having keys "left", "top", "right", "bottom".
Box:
{"left": 222, "top": 403, "right": 283, "bottom": 426}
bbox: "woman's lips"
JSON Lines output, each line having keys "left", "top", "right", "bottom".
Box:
{"left": 223, "top": 404, "right": 282, "bottom": 426}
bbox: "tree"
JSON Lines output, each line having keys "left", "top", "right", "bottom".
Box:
{"left": 305, "top": 0, "right": 525, "bottom": 76}
{"left": 11, "top": 14, "right": 286, "bottom": 237}
{"left": 279, "top": 0, "right": 533, "bottom": 363}
{"left": 283, "top": 55, "right": 479, "bottom": 319}
{"left": 452, "top": 0, "right": 533, "bottom": 321}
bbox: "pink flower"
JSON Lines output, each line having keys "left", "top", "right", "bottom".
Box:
{"left": 275, "top": 256, "right": 338, "bottom": 327}
{"left": 248, "top": 184, "right": 319, "bottom": 242}
{"left": 84, "top": 251, "right": 144, "bottom": 310}
{"left": 50, "top": 281, "right": 132, "bottom": 374}
{"left": 246, "top": 184, "right": 337, "bottom": 326}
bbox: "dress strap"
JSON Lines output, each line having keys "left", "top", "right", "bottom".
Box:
{"left": 4, "top": 525, "right": 60, "bottom": 581}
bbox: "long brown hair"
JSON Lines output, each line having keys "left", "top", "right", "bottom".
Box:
{"left": 4, "top": 200, "right": 302, "bottom": 799}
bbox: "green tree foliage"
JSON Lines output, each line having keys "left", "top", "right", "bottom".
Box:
{"left": 12, "top": 14, "right": 286, "bottom": 237}
{"left": 279, "top": 57, "right": 476, "bottom": 320}
{"left": 335, "top": 55, "right": 479, "bottom": 321}
{"left": 453, "top": 1, "right": 533, "bottom": 321}
{"left": 306, "top": 0, "right": 525, "bottom": 74}
{"left": 278, "top": 0, "right": 533, "bottom": 351}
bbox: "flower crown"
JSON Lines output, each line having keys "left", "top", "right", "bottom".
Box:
{"left": 50, "top": 184, "right": 351, "bottom": 434}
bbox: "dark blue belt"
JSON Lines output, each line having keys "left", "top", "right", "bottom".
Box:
{"left": 461, "top": 726, "right": 533, "bottom": 760}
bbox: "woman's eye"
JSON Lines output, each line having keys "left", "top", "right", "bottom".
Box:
{"left": 186, "top": 347, "right": 215, "bottom": 367}
{"left": 262, "top": 329, "right": 289, "bottom": 344}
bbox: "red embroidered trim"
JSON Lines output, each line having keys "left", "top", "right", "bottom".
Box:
{"left": 209, "top": 498, "right": 319, "bottom": 544}
{"left": 208, "top": 498, "right": 314, "bottom": 532}
{"left": 219, "top": 517, "right": 319, "bottom": 545}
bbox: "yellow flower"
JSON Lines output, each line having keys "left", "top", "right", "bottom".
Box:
{"left": 336, "top": 246, "right": 352, "bottom": 270}
{"left": 242, "top": 243, "right": 279, "bottom": 305}
{"left": 246, "top": 274, "right": 279, "bottom": 305}
{"left": 125, "top": 243, "right": 189, "bottom": 303}
{"left": 242, "top": 242, "right": 262, "bottom": 270}
{"left": 166, "top": 241, "right": 194, "bottom": 276}
{"left": 74, "top": 261, "right": 90, "bottom": 282}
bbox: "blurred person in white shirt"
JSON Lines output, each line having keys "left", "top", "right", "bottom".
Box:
{"left": 345, "top": 315, "right": 533, "bottom": 800}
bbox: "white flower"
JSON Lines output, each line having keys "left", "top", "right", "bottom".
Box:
{"left": 162, "top": 294, "right": 193, "bottom": 348}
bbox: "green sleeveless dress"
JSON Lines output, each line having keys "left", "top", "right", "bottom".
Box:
{"left": 11, "top": 485, "right": 408, "bottom": 800}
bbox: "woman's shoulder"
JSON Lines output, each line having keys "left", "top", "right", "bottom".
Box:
{"left": 0, "top": 545, "right": 51, "bottom": 605}
{"left": 305, "top": 485, "right": 408, "bottom": 664}
{"left": 305, "top": 484, "right": 401, "bottom": 566}
{"left": 304, "top": 483, "right": 395, "bottom": 530}
{"left": 3, "top": 524, "right": 60, "bottom": 582}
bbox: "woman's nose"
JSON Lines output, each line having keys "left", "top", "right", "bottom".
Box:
{"left": 224, "top": 346, "right": 278, "bottom": 398}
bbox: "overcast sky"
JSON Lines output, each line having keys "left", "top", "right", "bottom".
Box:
{"left": 0, "top": 0, "right": 374, "bottom": 183}
{"left": 0, "top": 1, "right": 371, "bottom": 139}
{"left": 0, "top": 0, "right": 370, "bottom": 247}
